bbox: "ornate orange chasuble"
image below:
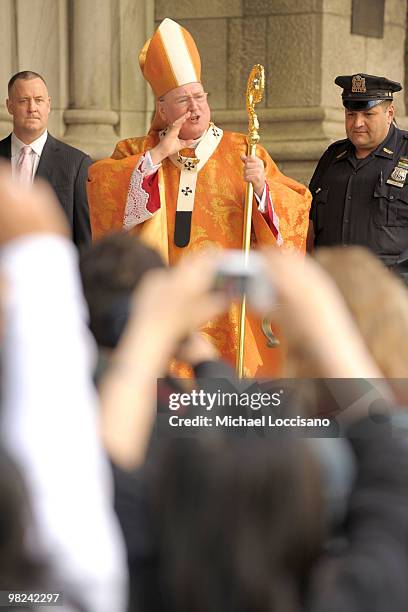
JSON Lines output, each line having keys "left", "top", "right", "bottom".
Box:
{"left": 88, "top": 129, "right": 311, "bottom": 377}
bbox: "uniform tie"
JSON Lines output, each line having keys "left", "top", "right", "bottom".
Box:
{"left": 16, "top": 145, "right": 33, "bottom": 185}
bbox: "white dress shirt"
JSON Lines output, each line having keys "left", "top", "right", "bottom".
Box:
{"left": 0, "top": 235, "right": 127, "bottom": 612}
{"left": 11, "top": 130, "right": 48, "bottom": 181}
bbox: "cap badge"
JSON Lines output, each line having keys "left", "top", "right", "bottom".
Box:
{"left": 351, "top": 75, "right": 366, "bottom": 93}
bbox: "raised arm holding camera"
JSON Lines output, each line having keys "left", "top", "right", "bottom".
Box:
{"left": 0, "top": 165, "right": 127, "bottom": 612}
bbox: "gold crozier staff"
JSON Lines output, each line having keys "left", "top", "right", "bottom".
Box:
{"left": 236, "top": 65, "right": 279, "bottom": 378}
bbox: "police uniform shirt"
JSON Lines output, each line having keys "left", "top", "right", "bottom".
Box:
{"left": 310, "top": 124, "right": 408, "bottom": 267}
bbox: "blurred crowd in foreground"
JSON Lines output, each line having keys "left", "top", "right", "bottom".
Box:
{"left": 1, "top": 166, "right": 408, "bottom": 612}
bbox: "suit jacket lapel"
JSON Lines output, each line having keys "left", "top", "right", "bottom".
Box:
{"left": 36, "top": 133, "right": 59, "bottom": 181}
{"left": 0, "top": 134, "right": 12, "bottom": 160}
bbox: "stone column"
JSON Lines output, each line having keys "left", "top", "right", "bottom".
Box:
{"left": 15, "top": 0, "right": 69, "bottom": 138}
{"left": 63, "top": 0, "right": 119, "bottom": 158}
{"left": 64, "top": 0, "right": 154, "bottom": 159}
{"left": 116, "top": 0, "right": 155, "bottom": 140}
{"left": 0, "top": 0, "right": 14, "bottom": 138}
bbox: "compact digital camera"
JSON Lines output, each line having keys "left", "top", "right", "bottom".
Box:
{"left": 213, "top": 250, "right": 274, "bottom": 313}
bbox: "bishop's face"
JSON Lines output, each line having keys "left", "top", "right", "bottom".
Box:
{"left": 158, "top": 82, "right": 211, "bottom": 140}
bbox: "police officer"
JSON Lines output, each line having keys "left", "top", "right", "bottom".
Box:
{"left": 308, "top": 73, "right": 408, "bottom": 274}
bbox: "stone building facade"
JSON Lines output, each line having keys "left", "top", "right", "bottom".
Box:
{"left": 0, "top": 0, "right": 406, "bottom": 183}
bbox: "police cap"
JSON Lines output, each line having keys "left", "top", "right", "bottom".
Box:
{"left": 335, "top": 73, "right": 402, "bottom": 110}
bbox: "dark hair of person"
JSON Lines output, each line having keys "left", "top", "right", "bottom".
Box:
{"left": 79, "top": 233, "right": 165, "bottom": 348}
{"left": 8, "top": 71, "right": 47, "bottom": 94}
{"left": 140, "top": 436, "right": 324, "bottom": 612}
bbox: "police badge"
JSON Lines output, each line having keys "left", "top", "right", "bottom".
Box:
{"left": 351, "top": 74, "right": 366, "bottom": 93}
{"left": 387, "top": 158, "right": 408, "bottom": 188}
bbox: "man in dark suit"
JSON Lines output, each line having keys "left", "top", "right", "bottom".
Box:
{"left": 0, "top": 70, "right": 91, "bottom": 249}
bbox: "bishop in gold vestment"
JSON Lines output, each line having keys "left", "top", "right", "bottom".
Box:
{"left": 88, "top": 18, "right": 311, "bottom": 377}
